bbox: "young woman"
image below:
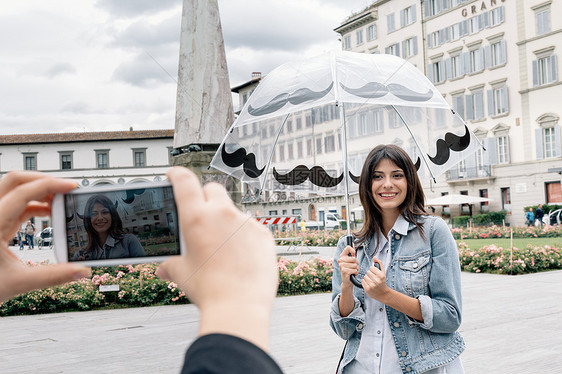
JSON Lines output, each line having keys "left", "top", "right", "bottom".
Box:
{"left": 330, "top": 145, "right": 465, "bottom": 373}
{"left": 73, "top": 194, "right": 145, "bottom": 261}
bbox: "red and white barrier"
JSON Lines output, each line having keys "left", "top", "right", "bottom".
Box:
{"left": 256, "top": 216, "right": 297, "bottom": 225}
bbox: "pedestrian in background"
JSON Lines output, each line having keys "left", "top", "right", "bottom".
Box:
{"left": 535, "top": 204, "right": 544, "bottom": 227}
{"left": 24, "top": 220, "right": 36, "bottom": 250}
{"left": 525, "top": 208, "right": 535, "bottom": 227}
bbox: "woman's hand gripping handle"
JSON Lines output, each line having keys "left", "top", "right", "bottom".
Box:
{"left": 346, "top": 236, "right": 380, "bottom": 289}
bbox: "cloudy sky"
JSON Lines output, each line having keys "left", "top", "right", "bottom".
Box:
{"left": 0, "top": 0, "right": 371, "bottom": 135}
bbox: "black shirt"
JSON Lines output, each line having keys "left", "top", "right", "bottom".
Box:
{"left": 181, "top": 334, "right": 283, "bottom": 374}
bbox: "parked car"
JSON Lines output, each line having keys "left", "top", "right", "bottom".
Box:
{"left": 547, "top": 209, "right": 562, "bottom": 226}
{"left": 36, "top": 227, "right": 53, "bottom": 248}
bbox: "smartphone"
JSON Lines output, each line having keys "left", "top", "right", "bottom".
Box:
{"left": 52, "top": 181, "right": 185, "bottom": 266}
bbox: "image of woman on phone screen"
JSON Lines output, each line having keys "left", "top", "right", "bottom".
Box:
{"left": 330, "top": 144, "right": 465, "bottom": 373}
{"left": 72, "top": 194, "right": 145, "bottom": 261}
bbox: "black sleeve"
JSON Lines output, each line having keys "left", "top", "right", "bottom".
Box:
{"left": 181, "top": 333, "right": 283, "bottom": 374}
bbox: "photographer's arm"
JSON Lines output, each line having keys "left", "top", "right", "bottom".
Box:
{"left": 0, "top": 172, "right": 91, "bottom": 303}
{"left": 156, "top": 167, "right": 282, "bottom": 373}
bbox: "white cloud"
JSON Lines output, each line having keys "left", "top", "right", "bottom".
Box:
{"left": 0, "top": 0, "right": 369, "bottom": 135}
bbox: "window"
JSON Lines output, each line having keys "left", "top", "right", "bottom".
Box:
{"left": 297, "top": 141, "right": 303, "bottom": 158}
{"left": 428, "top": 60, "right": 445, "bottom": 84}
{"left": 490, "top": 6, "right": 505, "bottom": 26}
{"left": 356, "top": 29, "right": 364, "bottom": 45}
{"left": 501, "top": 187, "right": 511, "bottom": 211}
{"left": 96, "top": 150, "right": 109, "bottom": 169}
{"left": 544, "top": 127, "right": 556, "bottom": 158}
{"left": 343, "top": 35, "right": 351, "bottom": 50}
{"left": 133, "top": 149, "right": 146, "bottom": 167}
{"left": 306, "top": 138, "right": 313, "bottom": 156}
{"left": 425, "top": 0, "right": 442, "bottom": 17}
{"left": 402, "top": 37, "right": 418, "bottom": 58}
{"left": 277, "top": 143, "right": 285, "bottom": 162}
{"left": 488, "top": 85, "right": 509, "bottom": 116}
{"left": 487, "top": 40, "right": 506, "bottom": 68}
{"left": 465, "top": 90, "right": 484, "bottom": 120}
{"left": 479, "top": 189, "right": 489, "bottom": 212}
{"left": 324, "top": 135, "right": 336, "bottom": 153}
{"left": 286, "top": 120, "right": 292, "bottom": 133}
{"left": 316, "top": 137, "right": 323, "bottom": 154}
{"left": 287, "top": 143, "right": 294, "bottom": 160}
{"left": 367, "top": 24, "right": 376, "bottom": 41}
{"left": 536, "top": 7, "right": 551, "bottom": 35}
{"left": 533, "top": 54, "right": 558, "bottom": 87}
{"left": 305, "top": 115, "right": 312, "bottom": 127}
{"left": 427, "top": 31, "right": 439, "bottom": 49}
{"left": 496, "top": 135, "right": 510, "bottom": 164}
{"left": 450, "top": 54, "right": 463, "bottom": 78}
{"left": 59, "top": 152, "right": 73, "bottom": 170}
{"left": 23, "top": 153, "right": 37, "bottom": 171}
{"left": 385, "top": 43, "right": 400, "bottom": 57}
{"left": 469, "top": 48, "right": 484, "bottom": 73}
{"left": 387, "top": 13, "right": 395, "bottom": 33}
{"left": 400, "top": 5, "right": 416, "bottom": 28}
{"left": 546, "top": 182, "right": 562, "bottom": 203}
{"left": 296, "top": 117, "right": 302, "bottom": 130}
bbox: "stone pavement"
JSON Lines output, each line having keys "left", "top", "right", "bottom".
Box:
{"left": 2, "top": 248, "right": 562, "bottom": 373}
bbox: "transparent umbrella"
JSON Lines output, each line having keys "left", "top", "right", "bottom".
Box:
{"left": 210, "top": 51, "right": 484, "bottom": 286}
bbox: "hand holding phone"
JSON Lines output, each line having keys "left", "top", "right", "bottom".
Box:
{"left": 52, "top": 181, "right": 185, "bottom": 267}
{"left": 155, "top": 167, "right": 278, "bottom": 351}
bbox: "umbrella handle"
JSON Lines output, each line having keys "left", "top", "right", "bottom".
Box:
{"left": 347, "top": 236, "right": 380, "bottom": 289}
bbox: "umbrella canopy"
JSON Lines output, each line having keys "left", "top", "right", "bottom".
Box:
{"left": 211, "top": 51, "right": 483, "bottom": 201}
{"left": 426, "top": 194, "right": 491, "bottom": 206}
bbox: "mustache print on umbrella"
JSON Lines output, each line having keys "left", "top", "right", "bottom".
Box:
{"left": 273, "top": 166, "right": 344, "bottom": 188}
{"left": 220, "top": 144, "right": 265, "bottom": 178}
{"left": 247, "top": 83, "right": 334, "bottom": 116}
{"left": 339, "top": 82, "right": 434, "bottom": 102}
{"left": 428, "top": 125, "right": 471, "bottom": 165}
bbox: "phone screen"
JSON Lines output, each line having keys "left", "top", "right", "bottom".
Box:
{"left": 62, "top": 185, "right": 181, "bottom": 263}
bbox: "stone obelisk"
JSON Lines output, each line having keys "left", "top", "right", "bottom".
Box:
{"left": 172, "top": 0, "right": 239, "bottom": 202}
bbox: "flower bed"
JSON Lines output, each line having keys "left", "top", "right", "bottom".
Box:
{"left": 451, "top": 225, "right": 562, "bottom": 240}
{"left": 458, "top": 243, "right": 562, "bottom": 274}
{"left": 3, "top": 244, "right": 562, "bottom": 316}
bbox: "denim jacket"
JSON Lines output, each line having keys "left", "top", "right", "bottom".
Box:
{"left": 330, "top": 215, "right": 465, "bottom": 374}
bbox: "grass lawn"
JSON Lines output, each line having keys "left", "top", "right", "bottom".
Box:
{"left": 457, "top": 237, "right": 562, "bottom": 249}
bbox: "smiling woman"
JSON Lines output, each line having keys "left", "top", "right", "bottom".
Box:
{"left": 330, "top": 144, "right": 466, "bottom": 374}
{"left": 72, "top": 194, "right": 145, "bottom": 261}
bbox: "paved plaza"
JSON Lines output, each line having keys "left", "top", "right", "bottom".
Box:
{"left": 2, "top": 247, "right": 562, "bottom": 373}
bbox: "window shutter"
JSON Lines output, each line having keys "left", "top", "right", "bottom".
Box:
{"left": 465, "top": 94, "right": 474, "bottom": 120}
{"left": 413, "top": 36, "right": 418, "bottom": 55}
{"left": 455, "top": 95, "right": 465, "bottom": 119}
{"left": 427, "top": 34, "right": 433, "bottom": 48}
{"left": 427, "top": 64, "right": 434, "bottom": 82}
{"left": 499, "top": 6, "right": 505, "bottom": 23}
{"left": 400, "top": 10, "right": 405, "bottom": 28}
{"left": 445, "top": 58, "right": 452, "bottom": 80}
{"left": 487, "top": 89, "right": 494, "bottom": 116}
{"left": 536, "top": 128, "right": 544, "bottom": 159}
{"left": 474, "top": 91, "right": 484, "bottom": 119}
{"left": 502, "top": 86, "right": 509, "bottom": 113}
{"left": 532, "top": 60, "right": 539, "bottom": 86}
{"left": 485, "top": 46, "right": 492, "bottom": 68}
{"left": 554, "top": 125, "right": 562, "bottom": 157}
{"left": 396, "top": 43, "right": 401, "bottom": 57}
{"left": 464, "top": 152, "right": 477, "bottom": 173}
{"left": 484, "top": 138, "right": 497, "bottom": 165}
{"left": 550, "top": 55, "right": 558, "bottom": 82}
{"left": 424, "top": 1, "right": 430, "bottom": 18}
{"left": 388, "top": 14, "right": 395, "bottom": 32}
{"left": 463, "top": 52, "right": 471, "bottom": 74}
{"left": 439, "top": 61, "right": 446, "bottom": 82}
{"left": 412, "top": 4, "right": 417, "bottom": 23}
{"left": 500, "top": 40, "right": 507, "bottom": 65}
{"left": 478, "top": 48, "right": 485, "bottom": 71}
{"left": 482, "top": 12, "right": 490, "bottom": 28}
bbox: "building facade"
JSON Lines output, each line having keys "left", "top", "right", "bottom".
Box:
{"left": 0, "top": 129, "right": 174, "bottom": 229}
{"left": 337, "top": 0, "right": 562, "bottom": 226}
{"left": 239, "top": 0, "right": 562, "bottom": 227}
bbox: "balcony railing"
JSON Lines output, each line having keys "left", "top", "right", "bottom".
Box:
{"left": 447, "top": 165, "right": 492, "bottom": 181}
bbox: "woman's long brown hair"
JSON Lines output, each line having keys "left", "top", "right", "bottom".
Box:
{"left": 354, "top": 144, "right": 427, "bottom": 244}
